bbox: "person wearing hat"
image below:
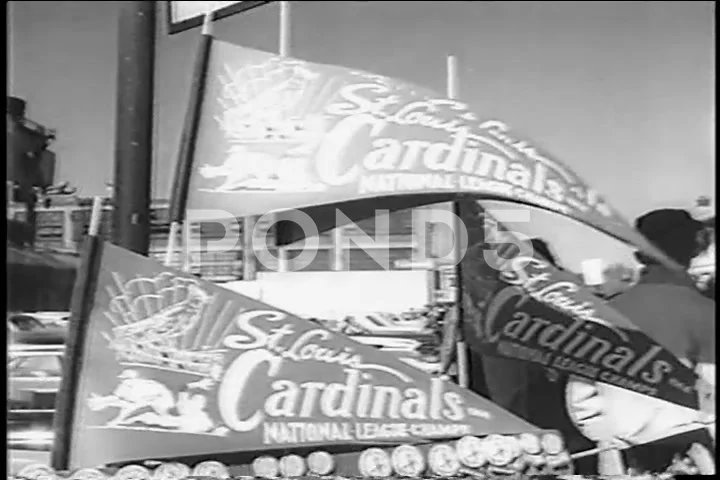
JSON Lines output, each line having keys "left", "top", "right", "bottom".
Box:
{"left": 620, "top": 208, "right": 715, "bottom": 369}
{"left": 567, "top": 208, "right": 715, "bottom": 474}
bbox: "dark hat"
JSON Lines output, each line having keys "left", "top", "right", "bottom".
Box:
{"left": 634, "top": 209, "right": 704, "bottom": 266}
{"left": 635, "top": 209, "right": 704, "bottom": 239}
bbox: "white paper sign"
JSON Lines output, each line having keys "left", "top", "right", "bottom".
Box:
{"left": 170, "top": 1, "right": 242, "bottom": 23}
{"left": 166, "top": 1, "right": 272, "bottom": 34}
{"left": 580, "top": 258, "right": 606, "bottom": 286}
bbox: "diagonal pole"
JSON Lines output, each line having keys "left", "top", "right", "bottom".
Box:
{"left": 51, "top": 197, "right": 105, "bottom": 470}
{"left": 446, "top": 54, "right": 469, "bottom": 389}
{"left": 166, "top": 11, "right": 215, "bottom": 268}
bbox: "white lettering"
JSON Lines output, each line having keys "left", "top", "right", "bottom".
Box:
{"left": 218, "top": 349, "right": 282, "bottom": 432}
{"left": 223, "top": 310, "right": 286, "bottom": 350}
{"left": 315, "top": 114, "right": 385, "bottom": 186}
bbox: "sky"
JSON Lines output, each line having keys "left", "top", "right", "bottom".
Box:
{"left": 8, "top": 1, "right": 715, "bottom": 270}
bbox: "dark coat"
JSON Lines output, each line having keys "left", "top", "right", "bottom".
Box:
{"left": 609, "top": 265, "right": 715, "bottom": 366}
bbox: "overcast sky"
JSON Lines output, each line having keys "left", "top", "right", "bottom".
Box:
{"left": 8, "top": 1, "right": 714, "bottom": 269}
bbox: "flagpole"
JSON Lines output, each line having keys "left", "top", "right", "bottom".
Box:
{"left": 51, "top": 197, "right": 105, "bottom": 471}
{"left": 279, "top": 0, "right": 291, "bottom": 57}
{"left": 446, "top": 54, "right": 470, "bottom": 389}
{"left": 166, "top": 12, "right": 215, "bottom": 267}
{"left": 277, "top": 1, "right": 291, "bottom": 272}
{"left": 243, "top": 1, "right": 291, "bottom": 280}
{"left": 182, "top": 219, "right": 192, "bottom": 272}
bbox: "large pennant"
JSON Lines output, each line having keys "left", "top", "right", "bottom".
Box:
{"left": 185, "top": 40, "right": 680, "bottom": 269}
{"left": 64, "top": 243, "right": 540, "bottom": 469}
{"left": 456, "top": 200, "right": 700, "bottom": 410}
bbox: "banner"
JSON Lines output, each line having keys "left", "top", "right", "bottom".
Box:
{"left": 65, "top": 243, "right": 540, "bottom": 468}
{"left": 185, "top": 40, "right": 679, "bottom": 270}
{"left": 456, "top": 200, "right": 701, "bottom": 410}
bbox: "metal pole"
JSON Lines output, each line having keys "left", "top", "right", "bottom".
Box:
{"left": 243, "top": 1, "right": 291, "bottom": 280}
{"left": 52, "top": 196, "right": 105, "bottom": 471}
{"left": 279, "top": 1, "right": 291, "bottom": 57}
{"left": 276, "top": 1, "right": 291, "bottom": 273}
{"left": 6, "top": 181, "right": 14, "bottom": 219}
{"left": 113, "top": 0, "right": 155, "bottom": 255}
{"left": 182, "top": 220, "right": 192, "bottom": 272}
{"left": 167, "top": 12, "right": 215, "bottom": 266}
{"left": 447, "top": 55, "right": 458, "bottom": 100}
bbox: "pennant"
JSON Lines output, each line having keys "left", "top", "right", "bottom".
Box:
{"left": 456, "top": 200, "right": 700, "bottom": 410}
{"left": 184, "top": 40, "right": 680, "bottom": 270}
{"left": 64, "top": 243, "right": 540, "bottom": 469}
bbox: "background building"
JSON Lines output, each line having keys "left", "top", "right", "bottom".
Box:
{"left": 7, "top": 197, "right": 446, "bottom": 281}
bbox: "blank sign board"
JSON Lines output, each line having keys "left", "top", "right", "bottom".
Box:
{"left": 166, "top": 1, "right": 273, "bottom": 34}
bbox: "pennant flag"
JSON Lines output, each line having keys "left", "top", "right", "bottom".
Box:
{"left": 62, "top": 243, "right": 540, "bottom": 469}
{"left": 456, "top": 200, "right": 701, "bottom": 410}
{"left": 183, "top": 40, "right": 680, "bottom": 270}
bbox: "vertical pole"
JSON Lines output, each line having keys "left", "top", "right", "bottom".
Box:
{"left": 244, "top": 1, "right": 291, "bottom": 280}
{"left": 6, "top": 181, "right": 14, "bottom": 219}
{"left": 26, "top": 188, "right": 37, "bottom": 248}
{"left": 243, "top": 216, "right": 257, "bottom": 279}
{"left": 62, "top": 208, "right": 75, "bottom": 250}
{"left": 277, "top": 245, "right": 289, "bottom": 272}
{"left": 279, "top": 1, "right": 291, "bottom": 57}
{"left": 447, "top": 54, "right": 469, "bottom": 388}
{"left": 165, "top": 219, "right": 181, "bottom": 266}
{"left": 277, "top": 0, "right": 291, "bottom": 269}
{"left": 113, "top": 0, "right": 155, "bottom": 255}
{"left": 8, "top": 1, "right": 15, "bottom": 96}
{"left": 333, "top": 226, "right": 345, "bottom": 271}
{"left": 182, "top": 220, "right": 192, "bottom": 272}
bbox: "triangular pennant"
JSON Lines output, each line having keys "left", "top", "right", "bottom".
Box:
{"left": 185, "top": 40, "right": 679, "bottom": 270}
{"left": 66, "top": 243, "right": 540, "bottom": 468}
{"left": 457, "top": 200, "right": 700, "bottom": 410}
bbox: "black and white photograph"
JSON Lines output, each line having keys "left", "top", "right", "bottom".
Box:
{"left": 7, "top": 1, "right": 715, "bottom": 478}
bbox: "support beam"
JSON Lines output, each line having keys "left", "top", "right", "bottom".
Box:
{"left": 112, "top": 1, "right": 155, "bottom": 255}
{"left": 333, "top": 227, "right": 346, "bottom": 271}
{"left": 243, "top": 216, "right": 257, "bottom": 280}
{"left": 277, "top": 245, "right": 289, "bottom": 272}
